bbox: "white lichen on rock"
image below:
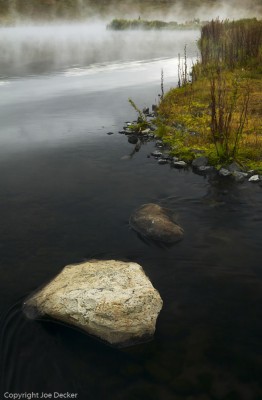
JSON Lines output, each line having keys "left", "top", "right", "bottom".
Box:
{"left": 23, "top": 260, "right": 163, "bottom": 347}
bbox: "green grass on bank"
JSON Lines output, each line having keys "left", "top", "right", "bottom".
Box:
{"left": 157, "top": 71, "right": 262, "bottom": 170}
{"left": 154, "top": 19, "right": 262, "bottom": 170}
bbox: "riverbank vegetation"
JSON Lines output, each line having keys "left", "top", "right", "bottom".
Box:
{"left": 107, "top": 18, "right": 203, "bottom": 30}
{"left": 155, "top": 18, "right": 262, "bottom": 170}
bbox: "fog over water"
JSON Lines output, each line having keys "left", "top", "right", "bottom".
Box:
{"left": 0, "top": 22, "right": 199, "bottom": 77}
{"left": 0, "top": 22, "right": 199, "bottom": 152}
{"left": 2, "top": 0, "right": 262, "bottom": 23}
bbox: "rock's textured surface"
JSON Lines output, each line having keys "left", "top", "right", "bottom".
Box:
{"left": 130, "top": 203, "right": 184, "bottom": 244}
{"left": 23, "top": 260, "right": 163, "bottom": 347}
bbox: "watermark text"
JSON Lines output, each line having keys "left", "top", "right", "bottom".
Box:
{"left": 3, "top": 393, "right": 78, "bottom": 399}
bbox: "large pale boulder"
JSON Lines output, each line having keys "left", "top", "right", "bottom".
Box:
{"left": 23, "top": 260, "right": 163, "bottom": 347}
{"left": 130, "top": 203, "right": 184, "bottom": 244}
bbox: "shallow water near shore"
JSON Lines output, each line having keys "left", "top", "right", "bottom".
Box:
{"left": 0, "top": 23, "right": 261, "bottom": 399}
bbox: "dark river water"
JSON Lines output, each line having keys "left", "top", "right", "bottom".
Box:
{"left": 0, "top": 23, "right": 261, "bottom": 400}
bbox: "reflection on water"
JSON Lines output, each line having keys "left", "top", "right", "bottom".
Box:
{"left": 0, "top": 24, "right": 261, "bottom": 400}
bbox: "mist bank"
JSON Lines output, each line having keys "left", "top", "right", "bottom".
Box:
{"left": 0, "top": 0, "right": 261, "bottom": 25}
{"left": 0, "top": 23, "right": 199, "bottom": 77}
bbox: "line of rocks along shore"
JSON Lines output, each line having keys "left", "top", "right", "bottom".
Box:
{"left": 107, "top": 105, "right": 262, "bottom": 185}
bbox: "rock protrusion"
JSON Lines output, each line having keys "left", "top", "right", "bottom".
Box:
{"left": 23, "top": 260, "right": 163, "bottom": 347}
{"left": 130, "top": 203, "right": 184, "bottom": 244}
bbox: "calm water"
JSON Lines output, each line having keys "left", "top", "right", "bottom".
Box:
{"left": 0, "top": 24, "right": 261, "bottom": 400}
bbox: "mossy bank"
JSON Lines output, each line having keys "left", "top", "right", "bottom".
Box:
{"left": 154, "top": 19, "right": 262, "bottom": 172}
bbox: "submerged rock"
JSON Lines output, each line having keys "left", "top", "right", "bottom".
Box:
{"left": 198, "top": 165, "right": 214, "bottom": 173}
{"left": 160, "top": 154, "right": 171, "bottom": 160}
{"left": 130, "top": 203, "right": 184, "bottom": 244}
{"left": 158, "top": 158, "right": 168, "bottom": 165}
{"left": 128, "top": 135, "right": 138, "bottom": 144}
{"left": 23, "top": 260, "right": 163, "bottom": 347}
{"left": 193, "top": 165, "right": 215, "bottom": 176}
{"left": 232, "top": 171, "right": 248, "bottom": 182}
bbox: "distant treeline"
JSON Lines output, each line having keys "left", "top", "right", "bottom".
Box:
{"left": 107, "top": 18, "right": 204, "bottom": 30}
{"left": 0, "top": 0, "right": 262, "bottom": 21}
{"left": 199, "top": 18, "right": 262, "bottom": 68}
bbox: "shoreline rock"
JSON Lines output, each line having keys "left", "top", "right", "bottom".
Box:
{"left": 192, "top": 156, "right": 208, "bottom": 169}
{"left": 248, "top": 174, "right": 260, "bottom": 182}
{"left": 173, "top": 160, "right": 187, "bottom": 168}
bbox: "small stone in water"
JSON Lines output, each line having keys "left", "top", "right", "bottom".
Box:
{"left": 173, "top": 161, "right": 187, "bottom": 168}
{"left": 151, "top": 150, "right": 162, "bottom": 158}
{"left": 155, "top": 140, "right": 163, "bottom": 147}
{"left": 158, "top": 159, "right": 168, "bottom": 165}
{"left": 219, "top": 168, "right": 231, "bottom": 177}
{"left": 198, "top": 166, "right": 214, "bottom": 172}
{"left": 107, "top": 132, "right": 114, "bottom": 135}
{"left": 248, "top": 174, "right": 260, "bottom": 182}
